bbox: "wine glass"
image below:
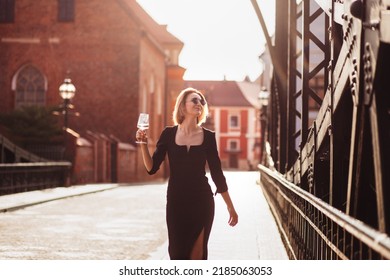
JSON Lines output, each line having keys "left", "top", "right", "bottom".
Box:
{"left": 136, "top": 113, "right": 149, "bottom": 144}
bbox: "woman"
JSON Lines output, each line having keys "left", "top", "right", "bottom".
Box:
{"left": 136, "top": 87, "right": 238, "bottom": 260}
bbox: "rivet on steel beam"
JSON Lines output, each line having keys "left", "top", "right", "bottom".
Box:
{"left": 327, "top": 125, "right": 332, "bottom": 136}
{"left": 351, "top": 86, "right": 356, "bottom": 95}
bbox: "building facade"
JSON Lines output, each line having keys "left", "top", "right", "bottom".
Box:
{"left": 0, "top": 0, "right": 184, "bottom": 183}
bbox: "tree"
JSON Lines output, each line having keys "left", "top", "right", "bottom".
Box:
{"left": 0, "top": 106, "right": 63, "bottom": 147}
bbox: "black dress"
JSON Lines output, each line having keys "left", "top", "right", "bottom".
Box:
{"left": 147, "top": 125, "right": 228, "bottom": 260}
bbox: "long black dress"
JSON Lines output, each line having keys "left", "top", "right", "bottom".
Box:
{"left": 147, "top": 125, "right": 228, "bottom": 260}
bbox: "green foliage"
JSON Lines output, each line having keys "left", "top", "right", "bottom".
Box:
{"left": 0, "top": 106, "right": 63, "bottom": 146}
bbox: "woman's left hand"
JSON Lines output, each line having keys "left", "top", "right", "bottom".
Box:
{"left": 220, "top": 191, "right": 238, "bottom": 227}
{"left": 227, "top": 207, "right": 238, "bottom": 227}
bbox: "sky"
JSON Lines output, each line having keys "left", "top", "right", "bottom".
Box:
{"left": 136, "top": 0, "right": 275, "bottom": 81}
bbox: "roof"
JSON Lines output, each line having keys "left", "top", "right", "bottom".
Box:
{"left": 118, "top": 0, "right": 183, "bottom": 46}
{"left": 236, "top": 81, "right": 261, "bottom": 109}
{"left": 184, "top": 80, "right": 254, "bottom": 107}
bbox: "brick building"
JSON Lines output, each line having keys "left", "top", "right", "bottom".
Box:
{"left": 0, "top": 0, "right": 185, "bottom": 183}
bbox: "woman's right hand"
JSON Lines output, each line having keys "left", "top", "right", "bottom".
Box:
{"left": 136, "top": 129, "right": 148, "bottom": 144}
{"left": 136, "top": 129, "right": 153, "bottom": 172}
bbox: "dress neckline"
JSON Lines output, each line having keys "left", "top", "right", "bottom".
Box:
{"left": 174, "top": 125, "right": 205, "bottom": 152}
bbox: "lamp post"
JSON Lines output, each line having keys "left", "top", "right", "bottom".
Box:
{"left": 258, "top": 87, "right": 269, "bottom": 165}
{"left": 59, "top": 78, "right": 76, "bottom": 130}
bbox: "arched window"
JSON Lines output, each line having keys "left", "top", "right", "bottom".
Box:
{"left": 12, "top": 65, "right": 47, "bottom": 108}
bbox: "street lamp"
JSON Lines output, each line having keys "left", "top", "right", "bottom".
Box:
{"left": 258, "top": 87, "right": 269, "bottom": 107}
{"left": 258, "top": 87, "right": 269, "bottom": 165}
{"left": 59, "top": 78, "right": 76, "bottom": 130}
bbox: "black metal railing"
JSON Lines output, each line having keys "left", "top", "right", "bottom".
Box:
{"left": 259, "top": 164, "right": 390, "bottom": 260}
{"left": 0, "top": 134, "right": 48, "bottom": 163}
{"left": 0, "top": 162, "right": 71, "bottom": 195}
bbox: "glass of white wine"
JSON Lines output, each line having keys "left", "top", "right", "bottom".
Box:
{"left": 136, "top": 113, "right": 149, "bottom": 144}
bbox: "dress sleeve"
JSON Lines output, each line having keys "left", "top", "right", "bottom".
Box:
{"left": 147, "top": 127, "right": 169, "bottom": 175}
{"left": 206, "top": 131, "right": 228, "bottom": 193}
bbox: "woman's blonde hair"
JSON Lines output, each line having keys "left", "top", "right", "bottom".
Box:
{"left": 172, "top": 87, "right": 209, "bottom": 125}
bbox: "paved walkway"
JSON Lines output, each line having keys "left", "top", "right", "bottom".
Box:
{"left": 0, "top": 172, "right": 288, "bottom": 260}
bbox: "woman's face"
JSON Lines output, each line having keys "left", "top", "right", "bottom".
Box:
{"left": 183, "top": 92, "right": 204, "bottom": 119}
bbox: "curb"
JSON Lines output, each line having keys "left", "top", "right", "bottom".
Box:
{"left": 0, "top": 185, "right": 119, "bottom": 213}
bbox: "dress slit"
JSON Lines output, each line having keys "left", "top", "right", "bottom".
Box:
{"left": 190, "top": 228, "right": 205, "bottom": 260}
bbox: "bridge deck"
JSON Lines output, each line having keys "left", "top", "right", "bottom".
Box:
{"left": 0, "top": 171, "right": 288, "bottom": 260}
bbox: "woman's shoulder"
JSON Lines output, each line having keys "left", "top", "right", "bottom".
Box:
{"left": 201, "top": 126, "right": 216, "bottom": 138}
{"left": 156, "top": 126, "right": 177, "bottom": 143}
{"left": 160, "top": 125, "right": 177, "bottom": 136}
{"left": 202, "top": 126, "right": 215, "bottom": 133}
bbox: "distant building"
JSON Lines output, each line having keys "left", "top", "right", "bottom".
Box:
{"left": 185, "top": 80, "right": 261, "bottom": 170}
{"left": 0, "top": 0, "right": 185, "bottom": 183}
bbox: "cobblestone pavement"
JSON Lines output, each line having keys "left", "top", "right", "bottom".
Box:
{"left": 0, "top": 183, "right": 168, "bottom": 260}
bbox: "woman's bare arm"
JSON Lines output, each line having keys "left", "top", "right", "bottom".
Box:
{"left": 220, "top": 191, "right": 238, "bottom": 226}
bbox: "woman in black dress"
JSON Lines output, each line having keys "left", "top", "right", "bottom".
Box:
{"left": 136, "top": 87, "right": 238, "bottom": 260}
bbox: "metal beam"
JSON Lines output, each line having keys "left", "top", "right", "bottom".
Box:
{"left": 250, "top": 0, "right": 282, "bottom": 83}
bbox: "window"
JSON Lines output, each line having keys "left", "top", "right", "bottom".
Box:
{"left": 0, "top": 0, "right": 15, "bottom": 23}
{"left": 58, "top": 0, "right": 75, "bottom": 22}
{"left": 229, "top": 140, "right": 239, "bottom": 151}
{"left": 229, "top": 115, "right": 239, "bottom": 128}
{"left": 13, "top": 65, "right": 46, "bottom": 108}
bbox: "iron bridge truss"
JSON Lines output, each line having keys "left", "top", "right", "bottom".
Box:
{"left": 252, "top": 0, "right": 390, "bottom": 259}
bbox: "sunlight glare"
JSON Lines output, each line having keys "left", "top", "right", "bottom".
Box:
{"left": 136, "top": 0, "right": 275, "bottom": 81}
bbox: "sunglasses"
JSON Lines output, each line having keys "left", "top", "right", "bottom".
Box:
{"left": 187, "top": 97, "right": 206, "bottom": 106}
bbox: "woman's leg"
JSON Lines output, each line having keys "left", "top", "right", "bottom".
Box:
{"left": 190, "top": 195, "right": 215, "bottom": 260}
{"left": 190, "top": 228, "right": 205, "bottom": 260}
